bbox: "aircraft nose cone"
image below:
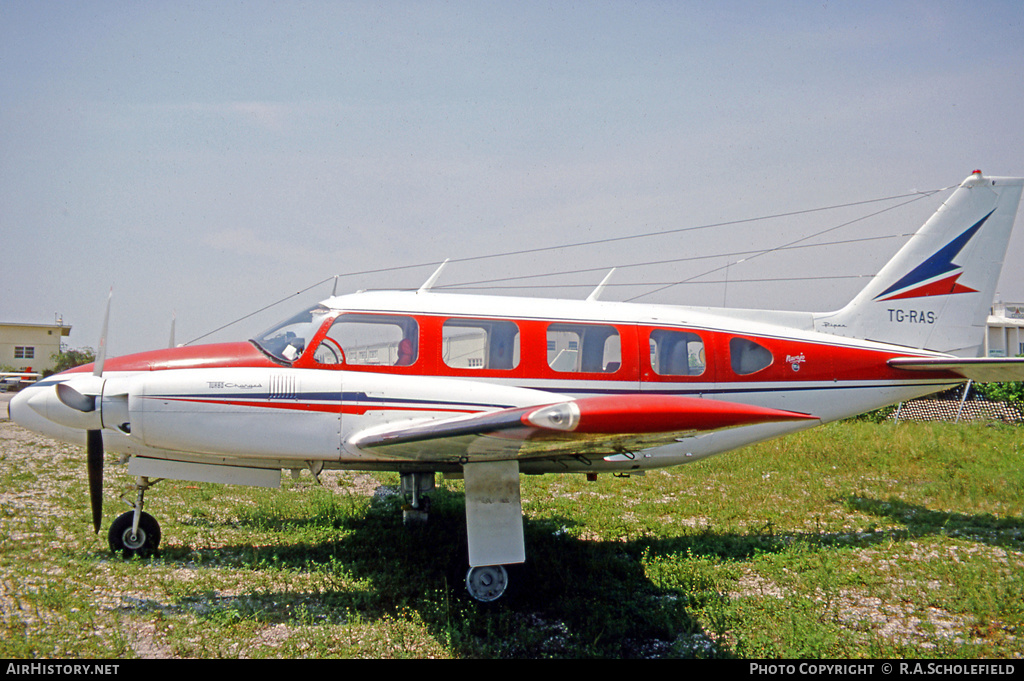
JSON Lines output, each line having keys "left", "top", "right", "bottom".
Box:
{"left": 19, "top": 381, "right": 102, "bottom": 431}
{"left": 7, "top": 384, "right": 88, "bottom": 446}
{"left": 26, "top": 386, "right": 56, "bottom": 420}
{"left": 9, "top": 387, "right": 35, "bottom": 429}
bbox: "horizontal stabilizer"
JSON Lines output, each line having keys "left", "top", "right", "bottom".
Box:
{"left": 888, "top": 357, "right": 1024, "bottom": 382}
{"left": 350, "top": 394, "right": 817, "bottom": 462}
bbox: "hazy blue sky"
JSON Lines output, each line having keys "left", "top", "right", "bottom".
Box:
{"left": 3, "top": 1, "right": 1024, "bottom": 354}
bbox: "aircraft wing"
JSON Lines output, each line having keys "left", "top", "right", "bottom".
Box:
{"left": 888, "top": 357, "right": 1024, "bottom": 382}
{"left": 349, "top": 394, "right": 817, "bottom": 462}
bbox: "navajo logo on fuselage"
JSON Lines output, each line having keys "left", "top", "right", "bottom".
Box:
{"left": 873, "top": 210, "right": 994, "bottom": 302}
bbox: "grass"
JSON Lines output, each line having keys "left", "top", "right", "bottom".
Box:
{"left": 1, "top": 419, "right": 1022, "bottom": 658}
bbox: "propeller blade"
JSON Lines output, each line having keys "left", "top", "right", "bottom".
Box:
{"left": 83, "top": 291, "right": 110, "bottom": 533}
{"left": 94, "top": 288, "right": 112, "bottom": 377}
{"left": 87, "top": 430, "right": 103, "bottom": 533}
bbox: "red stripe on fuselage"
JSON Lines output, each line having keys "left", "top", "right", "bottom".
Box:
{"left": 147, "top": 395, "right": 485, "bottom": 417}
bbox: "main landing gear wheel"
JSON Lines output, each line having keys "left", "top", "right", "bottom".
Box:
{"left": 465, "top": 565, "right": 508, "bottom": 602}
{"left": 108, "top": 511, "right": 161, "bottom": 558}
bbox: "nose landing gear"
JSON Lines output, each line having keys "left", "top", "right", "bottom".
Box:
{"left": 108, "top": 510, "right": 160, "bottom": 557}
{"left": 108, "top": 475, "right": 162, "bottom": 558}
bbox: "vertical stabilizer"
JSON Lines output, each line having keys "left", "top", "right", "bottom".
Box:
{"left": 814, "top": 171, "right": 1023, "bottom": 356}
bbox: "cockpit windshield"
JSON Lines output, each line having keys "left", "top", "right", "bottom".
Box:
{"left": 251, "top": 305, "right": 332, "bottom": 363}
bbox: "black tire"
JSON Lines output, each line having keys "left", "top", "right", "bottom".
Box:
{"left": 108, "top": 511, "right": 161, "bottom": 558}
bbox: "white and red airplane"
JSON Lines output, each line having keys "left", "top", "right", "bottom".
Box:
{"left": 1, "top": 372, "right": 39, "bottom": 387}
{"left": 10, "top": 170, "right": 1024, "bottom": 601}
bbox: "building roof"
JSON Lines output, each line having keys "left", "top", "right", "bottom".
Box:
{"left": 0, "top": 322, "right": 72, "bottom": 336}
{"left": 990, "top": 303, "right": 1024, "bottom": 327}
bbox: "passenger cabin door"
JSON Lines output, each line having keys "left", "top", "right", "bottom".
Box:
{"left": 300, "top": 312, "right": 423, "bottom": 457}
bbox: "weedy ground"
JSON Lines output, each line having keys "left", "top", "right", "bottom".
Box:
{"left": 1, "top": 408, "right": 1022, "bottom": 659}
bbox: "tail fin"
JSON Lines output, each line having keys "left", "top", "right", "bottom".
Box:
{"left": 814, "top": 171, "right": 1024, "bottom": 356}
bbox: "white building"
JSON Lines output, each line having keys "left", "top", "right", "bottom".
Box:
{"left": 986, "top": 302, "right": 1024, "bottom": 358}
{"left": 0, "top": 321, "right": 72, "bottom": 374}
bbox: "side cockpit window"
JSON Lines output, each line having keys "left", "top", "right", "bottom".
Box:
{"left": 252, "top": 305, "right": 332, "bottom": 363}
{"left": 729, "top": 337, "right": 773, "bottom": 375}
{"left": 316, "top": 314, "right": 419, "bottom": 366}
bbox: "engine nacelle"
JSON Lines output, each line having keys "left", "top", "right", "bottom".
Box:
{"left": 120, "top": 368, "right": 343, "bottom": 461}
{"left": 27, "top": 375, "right": 105, "bottom": 431}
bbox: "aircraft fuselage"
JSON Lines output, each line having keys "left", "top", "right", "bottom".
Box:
{"left": 11, "top": 290, "right": 961, "bottom": 476}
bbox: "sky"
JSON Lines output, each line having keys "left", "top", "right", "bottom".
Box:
{"left": 3, "top": 1, "right": 1024, "bottom": 356}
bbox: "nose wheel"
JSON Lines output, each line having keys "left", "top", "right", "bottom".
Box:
{"left": 108, "top": 511, "right": 161, "bottom": 557}
{"left": 465, "top": 565, "right": 508, "bottom": 602}
{"left": 108, "top": 475, "right": 162, "bottom": 558}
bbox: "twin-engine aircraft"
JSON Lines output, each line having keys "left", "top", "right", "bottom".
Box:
{"left": 11, "top": 170, "right": 1024, "bottom": 601}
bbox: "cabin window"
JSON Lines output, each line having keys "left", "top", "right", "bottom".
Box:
{"left": 649, "top": 329, "right": 706, "bottom": 376}
{"left": 316, "top": 314, "right": 419, "bottom": 366}
{"left": 547, "top": 323, "right": 620, "bottom": 373}
{"left": 443, "top": 319, "right": 520, "bottom": 370}
{"left": 729, "top": 337, "right": 773, "bottom": 375}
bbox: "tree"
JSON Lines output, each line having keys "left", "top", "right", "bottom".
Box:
{"left": 972, "top": 354, "right": 1024, "bottom": 407}
{"left": 974, "top": 380, "right": 1024, "bottom": 407}
{"left": 47, "top": 347, "right": 96, "bottom": 376}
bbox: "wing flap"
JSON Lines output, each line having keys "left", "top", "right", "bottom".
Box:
{"left": 349, "top": 394, "right": 817, "bottom": 462}
{"left": 888, "top": 357, "right": 1024, "bottom": 382}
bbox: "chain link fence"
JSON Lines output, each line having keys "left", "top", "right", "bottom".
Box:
{"left": 891, "top": 383, "right": 1023, "bottom": 424}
